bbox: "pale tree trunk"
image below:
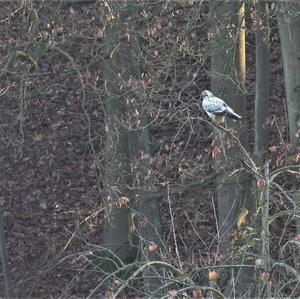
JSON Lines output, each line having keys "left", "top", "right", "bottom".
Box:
{"left": 278, "top": 2, "right": 300, "bottom": 237}
{"left": 255, "top": 1, "right": 270, "bottom": 165}
{"left": 209, "top": 2, "right": 253, "bottom": 296}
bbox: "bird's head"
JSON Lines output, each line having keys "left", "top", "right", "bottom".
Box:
{"left": 201, "top": 90, "right": 213, "bottom": 98}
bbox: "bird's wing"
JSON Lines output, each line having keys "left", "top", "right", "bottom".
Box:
{"left": 202, "top": 96, "right": 227, "bottom": 115}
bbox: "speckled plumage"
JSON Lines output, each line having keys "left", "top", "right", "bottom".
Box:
{"left": 201, "top": 90, "right": 242, "bottom": 123}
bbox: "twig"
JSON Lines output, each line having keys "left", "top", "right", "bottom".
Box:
{"left": 199, "top": 117, "right": 260, "bottom": 178}
{"left": 279, "top": 240, "right": 300, "bottom": 260}
{"left": 270, "top": 164, "right": 300, "bottom": 182}
{"left": 164, "top": 285, "right": 227, "bottom": 299}
{"left": 194, "top": 264, "right": 254, "bottom": 271}
{"left": 271, "top": 181, "right": 296, "bottom": 212}
{"left": 113, "top": 261, "right": 194, "bottom": 297}
{"left": 144, "top": 170, "right": 222, "bottom": 201}
{"left": 54, "top": 0, "right": 96, "bottom": 7}
{"left": 271, "top": 262, "right": 300, "bottom": 281}
{"left": 167, "top": 184, "right": 182, "bottom": 269}
{"left": 0, "top": 49, "right": 35, "bottom": 83}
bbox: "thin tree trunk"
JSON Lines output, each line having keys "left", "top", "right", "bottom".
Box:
{"left": 0, "top": 209, "right": 13, "bottom": 298}
{"left": 255, "top": 1, "right": 270, "bottom": 166}
{"left": 278, "top": 1, "right": 300, "bottom": 238}
{"left": 253, "top": 3, "right": 271, "bottom": 297}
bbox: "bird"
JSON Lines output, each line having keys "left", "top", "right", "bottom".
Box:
{"left": 201, "top": 90, "right": 242, "bottom": 123}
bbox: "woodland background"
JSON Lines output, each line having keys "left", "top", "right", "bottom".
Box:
{"left": 0, "top": 0, "right": 300, "bottom": 298}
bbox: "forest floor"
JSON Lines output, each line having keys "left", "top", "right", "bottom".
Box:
{"left": 0, "top": 2, "right": 295, "bottom": 298}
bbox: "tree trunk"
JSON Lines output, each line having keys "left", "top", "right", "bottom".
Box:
{"left": 103, "top": 2, "right": 162, "bottom": 293}
{"left": 253, "top": 3, "right": 271, "bottom": 297}
{"left": 102, "top": 39, "right": 137, "bottom": 262}
{"left": 255, "top": 1, "right": 270, "bottom": 165}
{"left": 278, "top": 2, "right": 300, "bottom": 237}
{"left": 210, "top": 0, "right": 248, "bottom": 254}
{"left": 209, "top": 2, "right": 254, "bottom": 297}
{"left": 129, "top": 110, "right": 163, "bottom": 296}
{"left": 123, "top": 8, "right": 163, "bottom": 296}
{"left": 102, "top": 2, "right": 142, "bottom": 263}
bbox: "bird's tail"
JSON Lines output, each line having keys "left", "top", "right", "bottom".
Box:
{"left": 226, "top": 108, "right": 242, "bottom": 120}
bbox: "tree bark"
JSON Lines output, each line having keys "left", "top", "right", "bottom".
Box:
{"left": 122, "top": 7, "right": 163, "bottom": 295}
{"left": 209, "top": 2, "right": 253, "bottom": 296}
{"left": 103, "top": 2, "right": 162, "bottom": 293}
{"left": 210, "top": 0, "right": 248, "bottom": 254}
{"left": 255, "top": 1, "right": 270, "bottom": 165}
{"left": 102, "top": 3, "right": 139, "bottom": 263}
{"left": 278, "top": 2, "right": 300, "bottom": 237}
{"left": 129, "top": 110, "right": 163, "bottom": 296}
{"left": 102, "top": 39, "right": 137, "bottom": 262}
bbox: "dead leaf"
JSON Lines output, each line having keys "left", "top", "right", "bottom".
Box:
{"left": 212, "top": 146, "right": 221, "bottom": 158}
{"left": 268, "top": 145, "right": 278, "bottom": 152}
